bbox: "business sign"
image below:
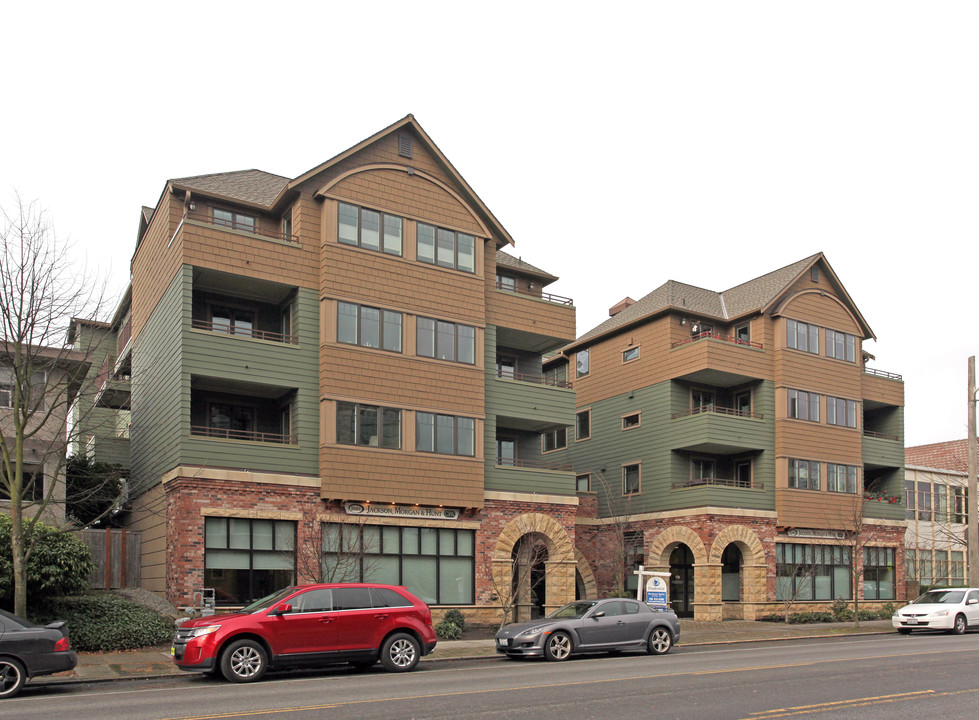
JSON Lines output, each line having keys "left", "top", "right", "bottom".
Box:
{"left": 645, "top": 576, "right": 668, "bottom": 607}
{"left": 344, "top": 502, "right": 460, "bottom": 520}
{"left": 787, "top": 528, "right": 846, "bottom": 540}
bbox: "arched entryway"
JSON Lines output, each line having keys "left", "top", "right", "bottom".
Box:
{"left": 721, "top": 545, "right": 742, "bottom": 602}
{"left": 708, "top": 526, "right": 768, "bottom": 620}
{"left": 669, "top": 545, "right": 695, "bottom": 617}
{"left": 492, "top": 513, "right": 576, "bottom": 623}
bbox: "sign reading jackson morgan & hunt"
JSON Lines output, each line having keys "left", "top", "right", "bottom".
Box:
{"left": 344, "top": 502, "right": 460, "bottom": 520}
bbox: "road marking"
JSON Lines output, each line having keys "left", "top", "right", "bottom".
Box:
{"left": 741, "top": 688, "right": 979, "bottom": 718}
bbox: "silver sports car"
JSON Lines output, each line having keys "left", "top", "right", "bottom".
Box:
{"left": 495, "top": 598, "right": 680, "bottom": 661}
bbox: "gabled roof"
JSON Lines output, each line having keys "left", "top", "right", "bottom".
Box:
{"left": 906, "top": 439, "right": 977, "bottom": 474}
{"left": 170, "top": 169, "right": 290, "bottom": 208}
{"left": 285, "top": 114, "right": 513, "bottom": 246}
{"left": 496, "top": 251, "right": 558, "bottom": 285}
{"left": 571, "top": 252, "right": 872, "bottom": 349}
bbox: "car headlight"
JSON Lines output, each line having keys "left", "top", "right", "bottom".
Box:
{"left": 187, "top": 625, "right": 222, "bottom": 638}
{"left": 932, "top": 610, "right": 950, "bottom": 617}
{"left": 519, "top": 625, "right": 549, "bottom": 637}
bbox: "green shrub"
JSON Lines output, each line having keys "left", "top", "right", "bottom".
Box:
{"left": 434, "top": 620, "right": 463, "bottom": 640}
{"left": 831, "top": 598, "right": 851, "bottom": 622}
{"left": 880, "top": 602, "right": 896, "bottom": 617}
{"left": 33, "top": 594, "right": 173, "bottom": 651}
{"left": 787, "top": 611, "right": 834, "bottom": 624}
{"left": 0, "top": 515, "right": 95, "bottom": 609}
{"left": 442, "top": 609, "right": 467, "bottom": 632}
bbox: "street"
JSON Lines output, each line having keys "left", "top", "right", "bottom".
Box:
{"left": 10, "top": 632, "right": 979, "bottom": 719}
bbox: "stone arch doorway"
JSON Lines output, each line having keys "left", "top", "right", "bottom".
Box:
{"left": 647, "top": 526, "right": 708, "bottom": 619}
{"left": 492, "top": 513, "right": 576, "bottom": 623}
{"left": 575, "top": 548, "right": 597, "bottom": 600}
{"left": 708, "top": 525, "right": 768, "bottom": 620}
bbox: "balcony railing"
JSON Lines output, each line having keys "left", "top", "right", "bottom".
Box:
{"left": 671, "top": 405, "right": 764, "bottom": 420}
{"left": 117, "top": 315, "right": 132, "bottom": 355}
{"left": 496, "top": 368, "right": 573, "bottom": 389}
{"left": 184, "top": 210, "right": 299, "bottom": 245}
{"left": 864, "top": 367, "right": 903, "bottom": 381}
{"left": 191, "top": 426, "right": 298, "bottom": 444}
{"left": 671, "top": 331, "right": 763, "bottom": 350}
{"left": 673, "top": 476, "right": 761, "bottom": 490}
{"left": 495, "top": 280, "right": 573, "bottom": 306}
{"left": 495, "top": 457, "right": 574, "bottom": 472}
{"left": 192, "top": 319, "right": 298, "bottom": 344}
{"left": 864, "top": 429, "right": 901, "bottom": 441}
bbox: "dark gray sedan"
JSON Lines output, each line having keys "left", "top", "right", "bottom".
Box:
{"left": 0, "top": 610, "right": 77, "bottom": 698}
{"left": 495, "top": 598, "right": 680, "bottom": 661}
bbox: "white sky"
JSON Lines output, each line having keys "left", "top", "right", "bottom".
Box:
{"left": 3, "top": 2, "right": 976, "bottom": 447}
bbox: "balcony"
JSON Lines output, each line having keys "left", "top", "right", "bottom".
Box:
{"left": 93, "top": 353, "right": 132, "bottom": 409}
{"left": 670, "top": 405, "right": 768, "bottom": 454}
{"left": 487, "top": 371, "right": 575, "bottom": 433}
{"left": 495, "top": 368, "right": 572, "bottom": 389}
{"left": 495, "top": 457, "right": 573, "bottom": 472}
{"left": 191, "top": 319, "right": 296, "bottom": 344}
{"left": 672, "top": 476, "right": 762, "bottom": 490}
{"left": 190, "top": 379, "right": 298, "bottom": 447}
{"left": 190, "top": 425, "right": 296, "bottom": 444}
{"left": 487, "top": 286, "right": 576, "bottom": 351}
{"left": 863, "top": 431, "right": 904, "bottom": 470}
{"left": 862, "top": 367, "right": 904, "bottom": 407}
{"left": 668, "top": 332, "right": 769, "bottom": 387}
{"left": 183, "top": 209, "right": 298, "bottom": 245}
{"left": 495, "top": 279, "right": 573, "bottom": 306}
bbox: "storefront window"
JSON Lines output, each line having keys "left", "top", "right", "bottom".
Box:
{"left": 204, "top": 517, "right": 295, "bottom": 605}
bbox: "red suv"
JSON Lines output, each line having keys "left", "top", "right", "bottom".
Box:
{"left": 171, "top": 583, "right": 437, "bottom": 682}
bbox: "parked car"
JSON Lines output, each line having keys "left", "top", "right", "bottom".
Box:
{"left": 892, "top": 587, "right": 979, "bottom": 634}
{"left": 495, "top": 598, "right": 680, "bottom": 661}
{"left": 172, "top": 583, "right": 437, "bottom": 682}
{"left": 0, "top": 609, "right": 77, "bottom": 699}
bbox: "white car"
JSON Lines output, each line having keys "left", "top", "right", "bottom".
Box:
{"left": 892, "top": 588, "right": 979, "bottom": 634}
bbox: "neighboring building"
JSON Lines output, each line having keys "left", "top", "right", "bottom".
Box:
{"left": 550, "top": 253, "right": 906, "bottom": 620}
{"left": 1, "top": 344, "right": 90, "bottom": 526}
{"left": 95, "top": 116, "right": 579, "bottom": 622}
{"left": 904, "top": 440, "right": 973, "bottom": 592}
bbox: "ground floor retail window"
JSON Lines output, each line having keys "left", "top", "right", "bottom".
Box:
{"left": 776, "top": 543, "right": 852, "bottom": 601}
{"left": 322, "top": 523, "right": 475, "bottom": 605}
{"left": 204, "top": 517, "right": 295, "bottom": 605}
{"left": 862, "top": 547, "right": 895, "bottom": 599}
{"left": 906, "top": 548, "right": 965, "bottom": 588}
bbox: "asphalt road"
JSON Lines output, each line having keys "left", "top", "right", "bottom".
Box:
{"left": 10, "top": 632, "right": 979, "bottom": 719}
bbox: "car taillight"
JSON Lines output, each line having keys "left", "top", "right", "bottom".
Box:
{"left": 54, "top": 636, "right": 70, "bottom": 652}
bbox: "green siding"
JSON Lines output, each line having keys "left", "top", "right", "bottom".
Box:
{"left": 559, "top": 380, "right": 776, "bottom": 518}
{"left": 130, "top": 267, "right": 186, "bottom": 494}
{"left": 130, "top": 266, "right": 320, "bottom": 495}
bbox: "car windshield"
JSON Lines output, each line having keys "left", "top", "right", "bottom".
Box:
{"left": 241, "top": 587, "right": 297, "bottom": 613}
{"left": 914, "top": 590, "right": 965, "bottom": 605}
{"left": 547, "top": 601, "right": 599, "bottom": 620}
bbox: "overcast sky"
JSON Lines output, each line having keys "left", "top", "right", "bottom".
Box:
{"left": 3, "top": 2, "right": 976, "bottom": 447}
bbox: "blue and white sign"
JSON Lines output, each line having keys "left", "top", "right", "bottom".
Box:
{"left": 645, "top": 576, "right": 668, "bottom": 607}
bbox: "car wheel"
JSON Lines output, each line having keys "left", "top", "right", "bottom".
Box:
{"left": 951, "top": 614, "right": 968, "bottom": 635}
{"left": 0, "top": 658, "right": 26, "bottom": 699}
{"left": 381, "top": 633, "right": 420, "bottom": 672}
{"left": 220, "top": 639, "right": 268, "bottom": 683}
{"left": 897, "top": 628, "right": 912, "bottom": 635}
{"left": 647, "top": 627, "right": 673, "bottom": 655}
{"left": 543, "top": 631, "right": 573, "bottom": 661}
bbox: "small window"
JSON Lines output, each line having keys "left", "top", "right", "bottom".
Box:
{"left": 811, "top": 266, "right": 819, "bottom": 283}
{"left": 735, "top": 461, "right": 752, "bottom": 487}
{"left": 542, "top": 427, "right": 568, "bottom": 453}
{"left": 212, "top": 208, "right": 256, "bottom": 233}
{"left": 497, "top": 274, "right": 516, "bottom": 292}
{"left": 576, "top": 349, "right": 590, "bottom": 378}
{"left": 576, "top": 474, "right": 591, "bottom": 492}
{"left": 576, "top": 410, "right": 591, "bottom": 440}
{"left": 735, "top": 324, "right": 750, "bottom": 344}
{"left": 622, "top": 412, "right": 641, "bottom": 430}
{"left": 623, "top": 464, "right": 640, "bottom": 495}
{"left": 281, "top": 213, "right": 293, "bottom": 241}
{"left": 734, "top": 391, "right": 751, "bottom": 416}
{"left": 622, "top": 346, "right": 640, "bottom": 362}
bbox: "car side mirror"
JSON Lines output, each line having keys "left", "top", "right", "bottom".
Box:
{"left": 270, "top": 603, "right": 292, "bottom": 616}
{"left": 968, "top": 598, "right": 978, "bottom": 605}
{"left": 591, "top": 611, "right": 605, "bottom": 619}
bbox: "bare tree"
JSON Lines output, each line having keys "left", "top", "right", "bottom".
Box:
{"left": 1, "top": 196, "right": 114, "bottom": 616}
{"left": 297, "top": 509, "right": 386, "bottom": 584}
{"left": 834, "top": 488, "right": 886, "bottom": 628}
{"left": 774, "top": 553, "right": 819, "bottom": 623}
{"left": 587, "top": 470, "right": 642, "bottom": 598}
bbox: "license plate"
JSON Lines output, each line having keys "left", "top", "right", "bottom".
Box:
{"left": 906, "top": 618, "right": 918, "bottom": 625}
{"left": 170, "top": 646, "right": 176, "bottom": 656}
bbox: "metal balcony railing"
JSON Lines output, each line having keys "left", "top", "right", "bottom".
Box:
{"left": 673, "top": 476, "right": 760, "bottom": 490}
{"left": 671, "top": 405, "right": 764, "bottom": 420}
{"left": 864, "top": 367, "right": 903, "bottom": 381}
{"left": 495, "top": 457, "right": 574, "bottom": 472}
{"left": 495, "top": 280, "right": 573, "bottom": 306}
{"left": 191, "top": 426, "right": 298, "bottom": 444}
{"left": 184, "top": 210, "right": 299, "bottom": 245}
{"left": 863, "top": 429, "right": 901, "bottom": 441}
{"left": 495, "top": 368, "right": 573, "bottom": 389}
{"left": 192, "top": 319, "right": 298, "bottom": 344}
{"left": 671, "top": 331, "right": 763, "bottom": 350}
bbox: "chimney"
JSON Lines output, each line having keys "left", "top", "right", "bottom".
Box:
{"left": 609, "top": 297, "right": 636, "bottom": 317}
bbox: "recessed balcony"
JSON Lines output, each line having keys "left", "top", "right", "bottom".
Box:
{"left": 670, "top": 405, "right": 767, "bottom": 454}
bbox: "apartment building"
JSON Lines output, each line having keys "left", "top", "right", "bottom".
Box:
{"left": 93, "top": 116, "right": 579, "bottom": 621}
{"left": 904, "top": 440, "right": 973, "bottom": 592}
{"left": 549, "top": 254, "right": 906, "bottom": 620}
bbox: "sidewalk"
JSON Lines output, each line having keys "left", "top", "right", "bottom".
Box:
{"left": 33, "top": 620, "right": 894, "bottom": 687}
